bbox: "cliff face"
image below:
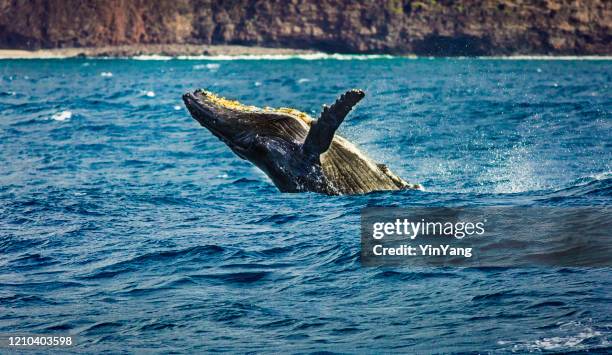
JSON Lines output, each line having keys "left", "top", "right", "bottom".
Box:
{"left": 0, "top": 0, "right": 610, "bottom": 55}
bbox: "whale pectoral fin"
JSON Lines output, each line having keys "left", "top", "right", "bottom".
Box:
{"left": 302, "top": 89, "right": 365, "bottom": 159}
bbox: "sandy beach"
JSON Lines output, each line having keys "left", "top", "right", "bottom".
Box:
{"left": 0, "top": 44, "right": 319, "bottom": 59}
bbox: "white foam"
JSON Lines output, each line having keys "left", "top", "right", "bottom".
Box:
{"left": 2, "top": 51, "right": 610, "bottom": 61}
{"left": 51, "top": 111, "right": 72, "bottom": 121}
{"left": 478, "top": 55, "right": 612, "bottom": 60}
{"left": 527, "top": 327, "right": 606, "bottom": 351}
{"left": 132, "top": 54, "right": 173, "bottom": 61}
{"left": 297, "top": 78, "right": 310, "bottom": 83}
{"left": 505, "top": 321, "right": 610, "bottom": 352}
{"left": 116, "top": 54, "right": 612, "bottom": 61}
{"left": 193, "top": 63, "right": 222, "bottom": 71}
{"left": 592, "top": 171, "right": 612, "bottom": 180}
{"left": 174, "top": 53, "right": 396, "bottom": 60}
{"left": 143, "top": 91, "right": 155, "bottom": 98}
{"left": 100, "top": 71, "right": 113, "bottom": 77}
{"left": 173, "top": 105, "right": 182, "bottom": 111}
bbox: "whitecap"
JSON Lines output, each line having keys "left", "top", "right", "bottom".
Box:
{"left": 478, "top": 55, "right": 612, "bottom": 60}
{"left": 144, "top": 91, "right": 155, "bottom": 98}
{"left": 525, "top": 327, "right": 604, "bottom": 351}
{"left": 100, "top": 71, "right": 113, "bottom": 77}
{"left": 51, "top": 111, "right": 72, "bottom": 121}
{"left": 297, "top": 78, "right": 310, "bottom": 83}
{"left": 592, "top": 171, "right": 612, "bottom": 180}
{"left": 175, "top": 53, "right": 396, "bottom": 61}
{"left": 173, "top": 105, "right": 182, "bottom": 111}
{"left": 503, "top": 321, "right": 610, "bottom": 352}
{"left": 254, "top": 81, "right": 262, "bottom": 87}
{"left": 133, "top": 55, "right": 173, "bottom": 61}
{"left": 193, "top": 63, "right": 221, "bottom": 71}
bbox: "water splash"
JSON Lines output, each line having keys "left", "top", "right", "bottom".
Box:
{"left": 51, "top": 110, "right": 72, "bottom": 121}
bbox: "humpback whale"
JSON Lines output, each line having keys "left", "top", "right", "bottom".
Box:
{"left": 183, "top": 89, "right": 421, "bottom": 195}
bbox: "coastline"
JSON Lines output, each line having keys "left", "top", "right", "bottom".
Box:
{"left": 0, "top": 44, "right": 319, "bottom": 59}
{"left": 0, "top": 45, "right": 610, "bottom": 60}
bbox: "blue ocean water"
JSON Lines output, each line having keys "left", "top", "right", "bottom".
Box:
{"left": 0, "top": 57, "right": 610, "bottom": 353}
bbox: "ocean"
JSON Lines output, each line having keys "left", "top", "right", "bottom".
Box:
{"left": 1, "top": 56, "right": 610, "bottom": 352}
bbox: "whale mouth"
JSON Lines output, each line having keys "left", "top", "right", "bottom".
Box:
{"left": 182, "top": 90, "right": 215, "bottom": 126}
{"left": 183, "top": 90, "right": 228, "bottom": 138}
{"left": 182, "top": 89, "right": 253, "bottom": 158}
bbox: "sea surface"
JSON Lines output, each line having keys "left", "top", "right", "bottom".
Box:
{"left": 0, "top": 56, "right": 610, "bottom": 353}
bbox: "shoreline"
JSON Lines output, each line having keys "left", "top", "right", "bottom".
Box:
{"left": 0, "top": 44, "right": 319, "bottom": 59}
{"left": 0, "top": 45, "right": 610, "bottom": 60}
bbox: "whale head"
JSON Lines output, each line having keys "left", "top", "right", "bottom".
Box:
{"left": 183, "top": 89, "right": 319, "bottom": 190}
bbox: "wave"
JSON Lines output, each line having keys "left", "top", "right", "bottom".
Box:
{"left": 50, "top": 110, "right": 72, "bottom": 121}
{"left": 503, "top": 321, "right": 611, "bottom": 352}
{"left": 578, "top": 171, "right": 612, "bottom": 184}
{"left": 78, "top": 245, "right": 225, "bottom": 280}
{"left": 132, "top": 54, "right": 174, "bottom": 60}
{"left": 543, "top": 172, "right": 611, "bottom": 198}
{"left": 132, "top": 53, "right": 396, "bottom": 61}
{"left": 477, "top": 55, "right": 612, "bottom": 61}
{"left": 3, "top": 52, "right": 610, "bottom": 61}
{"left": 132, "top": 53, "right": 612, "bottom": 61}
{"left": 471, "top": 170, "right": 611, "bottom": 197}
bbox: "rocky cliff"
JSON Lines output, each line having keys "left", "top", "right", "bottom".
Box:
{"left": 0, "top": 0, "right": 610, "bottom": 55}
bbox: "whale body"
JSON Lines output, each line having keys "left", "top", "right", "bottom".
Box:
{"left": 183, "top": 89, "right": 421, "bottom": 195}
